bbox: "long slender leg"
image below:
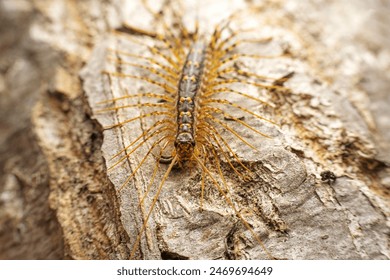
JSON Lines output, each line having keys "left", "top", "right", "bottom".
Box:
{"left": 129, "top": 156, "right": 177, "bottom": 259}
{"left": 194, "top": 155, "right": 275, "bottom": 260}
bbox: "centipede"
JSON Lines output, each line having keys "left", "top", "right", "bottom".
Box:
{"left": 96, "top": 0, "right": 292, "bottom": 260}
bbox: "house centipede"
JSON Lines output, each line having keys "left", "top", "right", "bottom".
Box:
{"left": 96, "top": 0, "right": 292, "bottom": 260}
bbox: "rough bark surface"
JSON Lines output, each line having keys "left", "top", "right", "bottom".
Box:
{"left": 0, "top": 0, "right": 389, "bottom": 260}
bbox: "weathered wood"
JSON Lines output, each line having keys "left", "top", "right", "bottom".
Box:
{"left": 0, "top": 0, "right": 389, "bottom": 260}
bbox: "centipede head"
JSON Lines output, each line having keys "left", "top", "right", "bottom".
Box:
{"left": 175, "top": 132, "right": 195, "bottom": 162}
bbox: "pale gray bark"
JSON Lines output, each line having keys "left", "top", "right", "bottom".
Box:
{"left": 0, "top": 0, "right": 389, "bottom": 259}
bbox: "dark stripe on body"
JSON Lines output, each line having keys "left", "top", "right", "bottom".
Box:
{"left": 175, "top": 41, "right": 206, "bottom": 160}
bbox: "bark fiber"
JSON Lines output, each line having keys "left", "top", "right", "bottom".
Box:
{"left": 0, "top": 0, "right": 389, "bottom": 259}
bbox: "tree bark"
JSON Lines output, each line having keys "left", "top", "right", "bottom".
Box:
{"left": 0, "top": 0, "right": 389, "bottom": 260}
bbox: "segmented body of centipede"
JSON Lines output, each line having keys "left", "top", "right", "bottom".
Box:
{"left": 174, "top": 41, "right": 205, "bottom": 163}
{"left": 98, "top": 0, "right": 290, "bottom": 259}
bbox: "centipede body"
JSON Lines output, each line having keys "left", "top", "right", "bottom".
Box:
{"left": 174, "top": 41, "right": 206, "bottom": 162}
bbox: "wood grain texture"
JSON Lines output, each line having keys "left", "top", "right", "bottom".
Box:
{"left": 0, "top": 0, "right": 389, "bottom": 259}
